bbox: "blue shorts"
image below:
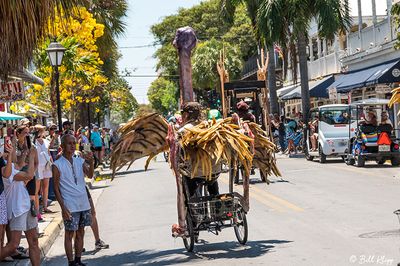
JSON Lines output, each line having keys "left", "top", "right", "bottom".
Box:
{"left": 64, "top": 210, "right": 92, "bottom": 231}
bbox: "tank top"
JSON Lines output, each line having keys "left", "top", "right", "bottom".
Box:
{"left": 53, "top": 156, "right": 90, "bottom": 212}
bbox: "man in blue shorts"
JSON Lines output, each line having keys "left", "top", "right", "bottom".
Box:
{"left": 53, "top": 134, "right": 94, "bottom": 266}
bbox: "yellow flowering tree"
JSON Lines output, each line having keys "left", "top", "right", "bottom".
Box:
{"left": 29, "top": 7, "right": 108, "bottom": 122}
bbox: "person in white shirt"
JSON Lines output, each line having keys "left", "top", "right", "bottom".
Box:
{"left": 0, "top": 145, "right": 40, "bottom": 266}
{"left": 380, "top": 111, "right": 393, "bottom": 127}
{"left": 53, "top": 134, "right": 94, "bottom": 266}
{"left": 34, "top": 125, "right": 53, "bottom": 215}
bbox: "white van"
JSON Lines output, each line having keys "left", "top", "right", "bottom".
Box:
{"left": 305, "top": 104, "right": 356, "bottom": 163}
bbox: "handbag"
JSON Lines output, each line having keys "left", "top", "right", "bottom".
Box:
{"left": 42, "top": 150, "right": 52, "bottom": 171}
{"left": 45, "top": 161, "right": 52, "bottom": 172}
{"left": 43, "top": 152, "right": 51, "bottom": 164}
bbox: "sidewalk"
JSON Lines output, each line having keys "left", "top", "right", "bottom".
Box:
{"left": 3, "top": 166, "right": 111, "bottom": 266}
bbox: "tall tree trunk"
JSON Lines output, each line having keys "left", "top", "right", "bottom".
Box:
{"left": 290, "top": 41, "right": 298, "bottom": 84}
{"left": 297, "top": 32, "right": 310, "bottom": 124}
{"left": 268, "top": 47, "right": 279, "bottom": 115}
{"left": 282, "top": 46, "right": 288, "bottom": 81}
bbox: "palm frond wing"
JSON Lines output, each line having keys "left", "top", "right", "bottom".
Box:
{"left": 110, "top": 113, "right": 169, "bottom": 176}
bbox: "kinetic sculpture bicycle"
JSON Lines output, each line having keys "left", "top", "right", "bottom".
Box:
{"left": 110, "top": 27, "right": 280, "bottom": 252}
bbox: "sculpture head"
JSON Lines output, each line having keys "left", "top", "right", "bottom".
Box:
{"left": 173, "top": 26, "right": 197, "bottom": 51}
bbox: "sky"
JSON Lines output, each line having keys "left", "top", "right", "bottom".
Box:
{"left": 117, "top": 0, "right": 389, "bottom": 104}
{"left": 116, "top": 0, "right": 201, "bottom": 104}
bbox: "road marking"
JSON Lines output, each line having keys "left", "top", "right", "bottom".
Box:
{"left": 219, "top": 175, "right": 304, "bottom": 212}
{"left": 250, "top": 184, "right": 304, "bottom": 212}
{"left": 328, "top": 164, "right": 391, "bottom": 178}
{"left": 249, "top": 191, "right": 286, "bottom": 212}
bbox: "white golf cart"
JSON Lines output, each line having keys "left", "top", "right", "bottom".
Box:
{"left": 305, "top": 104, "right": 356, "bottom": 163}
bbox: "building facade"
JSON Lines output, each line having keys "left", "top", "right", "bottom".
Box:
{"left": 279, "top": 0, "right": 400, "bottom": 116}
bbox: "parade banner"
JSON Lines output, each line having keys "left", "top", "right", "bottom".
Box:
{"left": 0, "top": 81, "right": 25, "bottom": 103}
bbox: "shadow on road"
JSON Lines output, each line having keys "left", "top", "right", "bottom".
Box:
{"left": 45, "top": 239, "right": 291, "bottom": 265}
{"left": 90, "top": 185, "right": 109, "bottom": 190}
{"left": 359, "top": 229, "right": 400, "bottom": 238}
{"left": 360, "top": 164, "right": 398, "bottom": 169}
{"left": 113, "top": 168, "right": 153, "bottom": 178}
{"left": 268, "top": 178, "right": 290, "bottom": 184}
{"left": 314, "top": 159, "right": 344, "bottom": 164}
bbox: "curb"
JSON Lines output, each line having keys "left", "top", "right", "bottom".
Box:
{"left": 11, "top": 167, "right": 108, "bottom": 266}
{"left": 86, "top": 166, "right": 103, "bottom": 188}
{"left": 38, "top": 210, "right": 64, "bottom": 258}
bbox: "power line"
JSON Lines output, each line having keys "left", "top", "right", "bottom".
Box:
{"left": 118, "top": 43, "right": 161, "bottom": 49}
{"left": 118, "top": 33, "right": 256, "bottom": 49}
{"left": 120, "top": 74, "right": 179, "bottom": 78}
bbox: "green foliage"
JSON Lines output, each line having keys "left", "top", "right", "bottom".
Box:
{"left": 108, "top": 77, "right": 138, "bottom": 124}
{"left": 151, "top": 0, "right": 256, "bottom": 91}
{"left": 154, "top": 44, "right": 179, "bottom": 75}
{"left": 222, "top": 4, "right": 257, "bottom": 59}
{"left": 392, "top": 3, "right": 400, "bottom": 49}
{"left": 147, "top": 78, "right": 179, "bottom": 115}
{"left": 192, "top": 39, "right": 242, "bottom": 89}
{"left": 151, "top": 0, "right": 231, "bottom": 46}
{"left": 135, "top": 104, "right": 156, "bottom": 117}
{"left": 89, "top": 0, "right": 128, "bottom": 79}
{"left": 257, "top": 0, "right": 350, "bottom": 46}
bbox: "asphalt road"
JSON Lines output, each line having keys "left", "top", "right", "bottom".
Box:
{"left": 43, "top": 156, "right": 400, "bottom": 266}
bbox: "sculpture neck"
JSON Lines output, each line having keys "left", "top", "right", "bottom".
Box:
{"left": 178, "top": 49, "right": 194, "bottom": 104}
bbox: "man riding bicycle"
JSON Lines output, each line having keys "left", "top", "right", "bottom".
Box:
{"left": 178, "top": 102, "right": 220, "bottom": 198}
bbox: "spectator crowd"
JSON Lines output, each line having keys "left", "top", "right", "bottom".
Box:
{"left": 270, "top": 108, "right": 305, "bottom": 155}
{"left": 0, "top": 119, "right": 116, "bottom": 265}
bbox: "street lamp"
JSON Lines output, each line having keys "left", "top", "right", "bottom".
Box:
{"left": 46, "top": 41, "right": 66, "bottom": 132}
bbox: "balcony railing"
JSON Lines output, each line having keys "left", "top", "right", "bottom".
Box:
{"left": 345, "top": 17, "right": 393, "bottom": 56}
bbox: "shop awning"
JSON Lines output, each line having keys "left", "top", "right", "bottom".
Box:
{"left": 328, "top": 59, "right": 400, "bottom": 93}
{"left": 280, "top": 75, "right": 334, "bottom": 100}
{"left": 0, "top": 112, "right": 24, "bottom": 121}
{"left": 8, "top": 69, "right": 44, "bottom": 85}
{"left": 277, "top": 83, "right": 299, "bottom": 98}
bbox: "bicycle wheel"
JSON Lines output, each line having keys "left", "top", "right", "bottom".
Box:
{"left": 183, "top": 213, "right": 195, "bottom": 252}
{"left": 234, "top": 209, "right": 248, "bottom": 245}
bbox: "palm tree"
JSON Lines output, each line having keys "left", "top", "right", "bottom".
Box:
{"left": 0, "top": 0, "right": 88, "bottom": 78}
{"left": 221, "top": 0, "right": 280, "bottom": 115}
{"left": 258, "top": 0, "right": 350, "bottom": 122}
{"left": 86, "top": 0, "right": 128, "bottom": 78}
